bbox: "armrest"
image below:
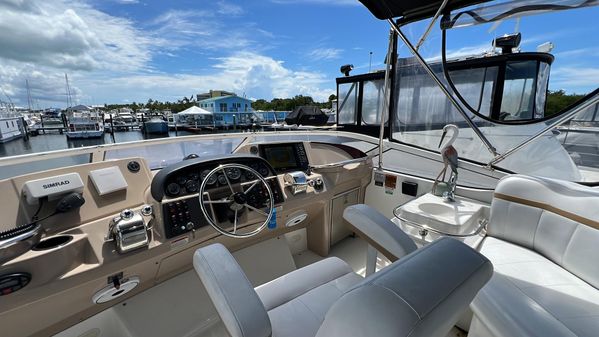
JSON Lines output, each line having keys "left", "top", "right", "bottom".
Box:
{"left": 193, "top": 243, "right": 271, "bottom": 337}
{"left": 343, "top": 204, "right": 417, "bottom": 261}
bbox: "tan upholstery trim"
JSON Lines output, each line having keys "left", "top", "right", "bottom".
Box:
{"left": 494, "top": 192, "right": 599, "bottom": 230}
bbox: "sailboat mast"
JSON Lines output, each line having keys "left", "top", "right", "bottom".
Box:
{"left": 26, "top": 79, "right": 33, "bottom": 111}
{"left": 65, "top": 73, "right": 72, "bottom": 108}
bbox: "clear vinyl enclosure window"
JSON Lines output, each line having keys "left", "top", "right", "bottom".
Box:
{"left": 391, "top": 56, "right": 588, "bottom": 183}
{"left": 362, "top": 79, "right": 385, "bottom": 125}
{"left": 500, "top": 61, "right": 538, "bottom": 121}
{"left": 338, "top": 82, "right": 358, "bottom": 124}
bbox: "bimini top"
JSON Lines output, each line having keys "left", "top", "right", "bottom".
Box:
{"left": 358, "top": 0, "right": 490, "bottom": 23}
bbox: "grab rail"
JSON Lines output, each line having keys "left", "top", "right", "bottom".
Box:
{"left": 392, "top": 205, "right": 488, "bottom": 238}
{"left": 310, "top": 154, "right": 374, "bottom": 170}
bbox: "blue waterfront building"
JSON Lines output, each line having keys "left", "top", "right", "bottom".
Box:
{"left": 197, "top": 95, "right": 256, "bottom": 127}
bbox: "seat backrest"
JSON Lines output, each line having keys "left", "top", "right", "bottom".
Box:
{"left": 315, "top": 237, "right": 493, "bottom": 337}
{"left": 489, "top": 174, "right": 599, "bottom": 288}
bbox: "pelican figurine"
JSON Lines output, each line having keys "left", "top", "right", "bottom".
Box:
{"left": 434, "top": 124, "right": 459, "bottom": 200}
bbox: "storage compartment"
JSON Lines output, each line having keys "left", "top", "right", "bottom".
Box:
{"left": 33, "top": 235, "right": 73, "bottom": 251}
{"left": 330, "top": 188, "right": 360, "bottom": 245}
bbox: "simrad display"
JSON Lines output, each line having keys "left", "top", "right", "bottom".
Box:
{"left": 260, "top": 143, "right": 309, "bottom": 172}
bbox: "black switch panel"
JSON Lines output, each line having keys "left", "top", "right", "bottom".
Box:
{"left": 163, "top": 197, "right": 208, "bottom": 238}
{"left": 402, "top": 181, "right": 418, "bottom": 197}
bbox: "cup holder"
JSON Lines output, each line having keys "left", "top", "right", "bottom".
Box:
{"left": 33, "top": 235, "right": 73, "bottom": 251}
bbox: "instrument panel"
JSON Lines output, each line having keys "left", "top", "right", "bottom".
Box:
{"left": 162, "top": 161, "right": 273, "bottom": 199}
{"left": 151, "top": 155, "right": 285, "bottom": 239}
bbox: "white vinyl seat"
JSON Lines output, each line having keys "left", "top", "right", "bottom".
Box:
{"left": 470, "top": 174, "right": 599, "bottom": 337}
{"left": 193, "top": 237, "right": 492, "bottom": 337}
{"left": 255, "top": 257, "right": 362, "bottom": 337}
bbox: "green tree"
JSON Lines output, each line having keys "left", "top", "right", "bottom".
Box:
{"left": 546, "top": 90, "right": 585, "bottom": 116}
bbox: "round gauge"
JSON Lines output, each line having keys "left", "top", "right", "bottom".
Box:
{"left": 201, "top": 169, "right": 217, "bottom": 185}
{"left": 176, "top": 175, "right": 187, "bottom": 185}
{"left": 225, "top": 167, "right": 242, "bottom": 180}
{"left": 258, "top": 165, "right": 269, "bottom": 177}
{"left": 217, "top": 174, "right": 227, "bottom": 185}
{"left": 166, "top": 182, "right": 181, "bottom": 197}
{"left": 185, "top": 180, "right": 199, "bottom": 193}
{"left": 188, "top": 172, "right": 199, "bottom": 181}
{"left": 250, "top": 145, "right": 259, "bottom": 155}
{"left": 245, "top": 170, "right": 256, "bottom": 180}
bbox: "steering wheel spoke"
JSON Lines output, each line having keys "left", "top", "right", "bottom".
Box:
{"left": 198, "top": 163, "right": 275, "bottom": 239}
{"left": 244, "top": 203, "right": 269, "bottom": 217}
{"left": 203, "top": 197, "right": 231, "bottom": 204}
{"left": 243, "top": 180, "right": 260, "bottom": 194}
{"left": 233, "top": 209, "right": 238, "bottom": 233}
{"left": 220, "top": 167, "right": 236, "bottom": 194}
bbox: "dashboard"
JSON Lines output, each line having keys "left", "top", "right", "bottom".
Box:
{"left": 0, "top": 138, "right": 375, "bottom": 337}
{"left": 151, "top": 155, "right": 285, "bottom": 238}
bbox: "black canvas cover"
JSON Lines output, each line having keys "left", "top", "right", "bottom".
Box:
{"left": 285, "top": 106, "right": 329, "bottom": 126}
{"left": 359, "top": 0, "right": 491, "bottom": 23}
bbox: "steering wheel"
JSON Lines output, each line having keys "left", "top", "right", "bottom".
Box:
{"left": 199, "top": 163, "right": 274, "bottom": 238}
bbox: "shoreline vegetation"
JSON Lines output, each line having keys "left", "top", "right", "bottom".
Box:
{"left": 98, "top": 89, "right": 585, "bottom": 116}
{"left": 103, "top": 94, "right": 337, "bottom": 113}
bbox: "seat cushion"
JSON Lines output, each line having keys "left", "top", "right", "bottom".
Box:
{"left": 488, "top": 174, "right": 599, "bottom": 289}
{"left": 255, "top": 257, "right": 362, "bottom": 337}
{"left": 472, "top": 237, "right": 599, "bottom": 337}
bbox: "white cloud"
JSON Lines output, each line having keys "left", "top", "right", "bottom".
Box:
{"left": 424, "top": 42, "right": 491, "bottom": 62}
{"left": 76, "top": 51, "right": 335, "bottom": 104}
{"left": 0, "top": 0, "right": 336, "bottom": 107}
{"left": 216, "top": 1, "right": 244, "bottom": 16}
{"left": 113, "top": 0, "right": 139, "bottom": 4}
{"left": 550, "top": 66, "right": 599, "bottom": 93}
{"left": 0, "top": 0, "right": 151, "bottom": 72}
{"left": 554, "top": 47, "right": 599, "bottom": 58}
{"left": 308, "top": 48, "right": 343, "bottom": 61}
{"left": 148, "top": 9, "right": 254, "bottom": 52}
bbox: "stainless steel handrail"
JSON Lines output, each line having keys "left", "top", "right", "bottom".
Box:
{"left": 310, "top": 154, "right": 374, "bottom": 170}
{"left": 387, "top": 19, "right": 498, "bottom": 157}
{"left": 488, "top": 91, "right": 599, "bottom": 166}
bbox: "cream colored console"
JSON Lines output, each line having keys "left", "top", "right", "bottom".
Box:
{"left": 0, "top": 140, "right": 373, "bottom": 337}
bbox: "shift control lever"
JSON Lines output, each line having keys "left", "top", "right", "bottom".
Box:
{"left": 107, "top": 206, "right": 154, "bottom": 254}
{"left": 284, "top": 172, "right": 309, "bottom": 195}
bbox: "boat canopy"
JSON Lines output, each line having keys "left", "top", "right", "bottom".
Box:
{"left": 285, "top": 106, "right": 329, "bottom": 126}
{"left": 178, "top": 106, "right": 212, "bottom": 115}
{"left": 358, "top": 0, "right": 490, "bottom": 22}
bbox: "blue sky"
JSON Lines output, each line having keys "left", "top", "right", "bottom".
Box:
{"left": 0, "top": 0, "right": 596, "bottom": 108}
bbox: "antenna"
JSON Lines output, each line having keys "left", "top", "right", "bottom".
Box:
{"left": 369, "top": 51, "right": 373, "bottom": 72}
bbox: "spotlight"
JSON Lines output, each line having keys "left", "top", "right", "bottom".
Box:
{"left": 493, "top": 33, "right": 521, "bottom": 54}
{"left": 340, "top": 64, "right": 354, "bottom": 77}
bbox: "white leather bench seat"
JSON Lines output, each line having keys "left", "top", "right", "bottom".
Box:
{"left": 255, "top": 257, "right": 362, "bottom": 337}
{"left": 473, "top": 237, "right": 599, "bottom": 337}
{"left": 470, "top": 174, "right": 599, "bottom": 337}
